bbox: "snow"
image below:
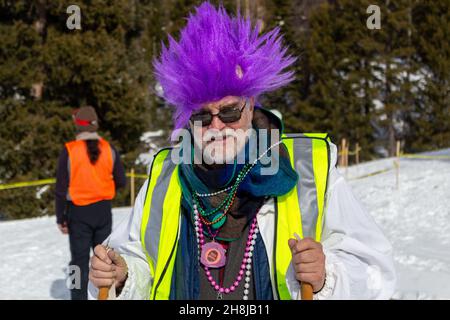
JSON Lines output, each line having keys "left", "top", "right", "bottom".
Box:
{"left": 1, "top": 150, "right": 449, "bottom": 300}
{"left": 0, "top": 207, "right": 131, "bottom": 300}
{"left": 341, "top": 148, "right": 450, "bottom": 299}
{"left": 140, "top": 130, "right": 165, "bottom": 143}
{"left": 36, "top": 185, "right": 50, "bottom": 199}
{"left": 136, "top": 130, "right": 165, "bottom": 168}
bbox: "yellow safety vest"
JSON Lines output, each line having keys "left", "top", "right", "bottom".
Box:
{"left": 140, "top": 133, "right": 331, "bottom": 300}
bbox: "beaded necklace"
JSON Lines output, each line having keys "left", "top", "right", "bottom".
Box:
{"left": 194, "top": 207, "right": 259, "bottom": 300}
{"left": 195, "top": 140, "right": 282, "bottom": 198}
{"left": 193, "top": 140, "right": 282, "bottom": 229}
{"left": 192, "top": 139, "right": 282, "bottom": 300}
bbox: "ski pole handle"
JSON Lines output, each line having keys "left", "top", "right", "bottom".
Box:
{"left": 293, "top": 232, "right": 314, "bottom": 300}
{"left": 97, "top": 244, "right": 113, "bottom": 300}
{"left": 98, "top": 286, "right": 110, "bottom": 300}
{"left": 301, "top": 282, "right": 314, "bottom": 300}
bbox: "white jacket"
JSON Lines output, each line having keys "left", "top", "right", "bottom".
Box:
{"left": 88, "top": 142, "right": 396, "bottom": 300}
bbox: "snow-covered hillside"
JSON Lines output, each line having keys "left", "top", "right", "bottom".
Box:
{"left": 343, "top": 149, "right": 450, "bottom": 299}
{"left": 0, "top": 150, "right": 449, "bottom": 299}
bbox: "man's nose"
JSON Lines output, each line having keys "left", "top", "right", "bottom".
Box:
{"left": 208, "top": 114, "right": 226, "bottom": 130}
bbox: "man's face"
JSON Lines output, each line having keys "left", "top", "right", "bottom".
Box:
{"left": 190, "top": 95, "right": 254, "bottom": 164}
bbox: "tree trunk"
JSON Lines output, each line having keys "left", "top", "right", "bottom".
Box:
{"left": 31, "top": 0, "right": 47, "bottom": 100}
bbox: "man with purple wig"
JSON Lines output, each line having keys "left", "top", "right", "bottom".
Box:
{"left": 88, "top": 2, "right": 396, "bottom": 300}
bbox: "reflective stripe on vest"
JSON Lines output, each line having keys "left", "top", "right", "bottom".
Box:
{"left": 65, "top": 138, "right": 115, "bottom": 206}
{"left": 274, "top": 133, "right": 330, "bottom": 300}
{"left": 140, "top": 148, "right": 182, "bottom": 300}
{"left": 140, "top": 133, "right": 331, "bottom": 300}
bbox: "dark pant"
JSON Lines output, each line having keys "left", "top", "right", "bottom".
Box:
{"left": 67, "top": 200, "right": 112, "bottom": 300}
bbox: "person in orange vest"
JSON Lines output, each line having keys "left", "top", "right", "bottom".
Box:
{"left": 55, "top": 106, "right": 126, "bottom": 300}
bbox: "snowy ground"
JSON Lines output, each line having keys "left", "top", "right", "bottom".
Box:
{"left": 0, "top": 208, "right": 131, "bottom": 300}
{"left": 342, "top": 149, "right": 450, "bottom": 299}
{"left": 0, "top": 150, "right": 449, "bottom": 299}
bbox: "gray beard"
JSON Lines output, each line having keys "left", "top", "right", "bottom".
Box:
{"left": 193, "top": 129, "right": 252, "bottom": 165}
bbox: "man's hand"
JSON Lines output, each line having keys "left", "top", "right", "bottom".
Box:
{"left": 288, "top": 237, "right": 326, "bottom": 293}
{"left": 57, "top": 222, "right": 69, "bottom": 234}
{"left": 89, "top": 245, "right": 128, "bottom": 290}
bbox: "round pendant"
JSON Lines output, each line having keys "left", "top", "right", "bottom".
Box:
{"left": 201, "top": 241, "right": 226, "bottom": 268}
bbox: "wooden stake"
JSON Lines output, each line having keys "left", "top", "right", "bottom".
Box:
{"left": 344, "top": 140, "right": 350, "bottom": 177}
{"left": 346, "top": 142, "right": 349, "bottom": 167}
{"left": 340, "top": 138, "right": 347, "bottom": 168}
{"left": 355, "top": 143, "right": 360, "bottom": 164}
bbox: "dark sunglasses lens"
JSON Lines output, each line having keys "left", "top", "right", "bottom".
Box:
{"left": 191, "top": 113, "right": 212, "bottom": 126}
{"left": 218, "top": 108, "right": 242, "bottom": 123}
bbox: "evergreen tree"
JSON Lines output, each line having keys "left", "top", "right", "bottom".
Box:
{"left": 294, "top": 0, "right": 382, "bottom": 160}
{"left": 0, "top": 0, "right": 159, "bottom": 219}
{"left": 259, "top": 0, "right": 325, "bottom": 134}
{"left": 0, "top": 0, "right": 448, "bottom": 220}
{"left": 406, "top": 0, "right": 450, "bottom": 152}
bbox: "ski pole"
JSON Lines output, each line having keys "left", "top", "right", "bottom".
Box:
{"left": 294, "top": 233, "right": 313, "bottom": 300}
{"left": 301, "top": 283, "right": 314, "bottom": 300}
{"left": 97, "top": 244, "right": 112, "bottom": 300}
{"left": 98, "top": 287, "right": 110, "bottom": 300}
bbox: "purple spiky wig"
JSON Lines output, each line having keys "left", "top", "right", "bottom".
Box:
{"left": 153, "top": 1, "right": 296, "bottom": 130}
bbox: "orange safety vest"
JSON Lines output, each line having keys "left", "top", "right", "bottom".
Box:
{"left": 65, "top": 138, "right": 115, "bottom": 206}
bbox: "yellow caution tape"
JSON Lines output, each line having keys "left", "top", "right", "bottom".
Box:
{"left": 1, "top": 152, "right": 447, "bottom": 190}
{"left": 400, "top": 154, "right": 450, "bottom": 160}
{"left": 0, "top": 172, "right": 148, "bottom": 191}
{"left": 348, "top": 168, "right": 393, "bottom": 180}
{"left": 0, "top": 178, "right": 56, "bottom": 190}
{"left": 126, "top": 173, "right": 148, "bottom": 179}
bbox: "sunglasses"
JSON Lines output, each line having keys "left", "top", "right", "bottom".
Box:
{"left": 190, "top": 100, "right": 248, "bottom": 127}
